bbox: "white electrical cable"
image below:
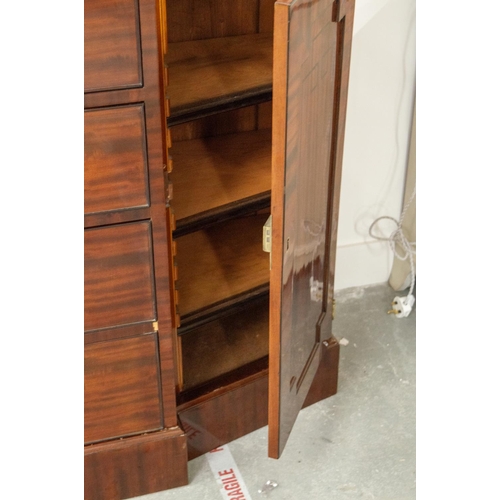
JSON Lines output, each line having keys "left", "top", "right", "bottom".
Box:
{"left": 369, "top": 188, "right": 416, "bottom": 314}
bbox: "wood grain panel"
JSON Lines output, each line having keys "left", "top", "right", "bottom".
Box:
{"left": 269, "top": 0, "right": 353, "bottom": 458}
{"left": 84, "top": 334, "right": 162, "bottom": 443}
{"left": 166, "top": 33, "right": 273, "bottom": 121}
{"left": 176, "top": 213, "right": 270, "bottom": 317}
{"left": 258, "top": 0, "right": 275, "bottom": 33}
{"left": 84, "top": 428, "right": 188, "bottom": 499}
{"left": 84, "top": 0, "right": 142, "bottom": 92}
{"left": 167, "top": 0, "right": 259, "bottom": 42}
{"left": 84, "top": 321, "right": 156, "bottom": 345}
{"left": 170, "top": 106, "right": 259, "bottom": 142}
{"left": 84, "top": 222, "right": 156, "bottom": 332}
{"left": 84, "top": 206, "right": 151, "bottom": 230}
{"left": 258, "top": 101, "right": 273, "bottom": 130}
{"left": 84, "top": 104, "right": 150, "bottom": 215}
{"left": 303, "top": 337, "right": 339, "bottom": 407}
{"left": 179, "top": 372, "right": 268, "bottom": 459}
{"left": 170, "top": 129, "right": 271, "bottom": 222}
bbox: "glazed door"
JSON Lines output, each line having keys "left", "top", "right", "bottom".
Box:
{"left": 268, "top": 0, "right": 355, "bottom": 458}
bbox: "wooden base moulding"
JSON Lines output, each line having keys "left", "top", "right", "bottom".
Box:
{"left": 84, "top": 427, "right": 188, "bottom": 500}
{"left": 178, "top": 337, "right": 340, "bottom": 460}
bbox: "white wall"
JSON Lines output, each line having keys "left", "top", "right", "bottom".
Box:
{"left": 334, "top": 0, "right": 416, "bottom": 290}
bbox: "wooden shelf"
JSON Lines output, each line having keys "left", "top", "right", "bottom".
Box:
{"left": 178, "top": 285, "right": 269, "bottom": 334}
{"left": 170, "top": 129, "right": 272, "bottom": 236}
{"left": 175, "top": 213, "right": 270, "bottom": 319}
{"left": 166, "top": 33, "right": 273, "bottom": 125}
{"left": 180, "top": 298, "right": 269, "bottom": 391}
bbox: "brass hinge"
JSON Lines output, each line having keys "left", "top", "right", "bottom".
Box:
{"left": 152, "top": 321, "right": 159, "bottom": 332}
{"left": 263, "top": 215, "right": 272, "bottom": 269}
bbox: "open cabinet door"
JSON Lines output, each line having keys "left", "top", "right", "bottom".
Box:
{"left": 268, "top": 0, "right": 355, "bottom": 458}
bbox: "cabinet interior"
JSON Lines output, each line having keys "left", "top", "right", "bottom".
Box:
{"left": 166, "top": 0, "right": 275, "bottom": 397}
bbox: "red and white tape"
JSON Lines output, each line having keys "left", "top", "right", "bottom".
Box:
{"left": 206, "top": 445, "right": 253, "bottom": 500}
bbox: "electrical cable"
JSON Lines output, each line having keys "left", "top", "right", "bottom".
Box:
{"left": 369, "top": 188, "right": 416, "bottom": 316}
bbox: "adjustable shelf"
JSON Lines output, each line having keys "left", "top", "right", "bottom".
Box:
{"left": 175, "top": 212, "right": 270, "bottom": 321}
{"left": 166, "top": 33, "right": 273, "bottom": 126}
{"left": 170, "top": 128, "right": 272, "bottom": 237}
{"left": 179, "top": 297, "right": 269, "bottom": 391}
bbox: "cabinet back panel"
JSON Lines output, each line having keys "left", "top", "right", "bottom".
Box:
{"left": 170, "top": 129, "right": 271, "bottom": 222}
{"left": 84, "top": 105, "right": 150, "bottom": 215}
{"left": 170, "top": 106, "right": 258, "bottom": 142}
{"left": 84, "top": 334, "right": 162, "bottom": 443}
{"left": 84, "top": 222, "right": 156, "bottom": 332}
{"left": 181, "top": 298, "right": 269, "bottom": 390}
{"left": 167, "top": 0, "right": 259, "bottom": 42}
{"left": 84, "top": 0, "right": 142, "bottom": 92}
{"left": 170, "top": 102, "right": 272, "bottom": 142}
{"left": 258, "top": 0, "right": 275, "bottom": 33}
{"left": 175, "top": 213, "right": 270, "bottom": 317}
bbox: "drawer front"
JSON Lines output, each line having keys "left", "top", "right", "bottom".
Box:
{"left": 84, "top": 105, "right": 150, "bottom": 215}
{"left": 85, "top": 334, "right": 162, "bottom": 443}
{"left": 84, "top": 0, "right": 143, "bottom": 92}
{"left": 84, "top": 222, "right": 156, "bottom": 332}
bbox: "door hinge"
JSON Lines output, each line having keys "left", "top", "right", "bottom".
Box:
{"left": 152, "top": 321, "right": 159, "bottom": 332}
{"left": 263, "top": 215, "right": 272, "bottom": 269}
{"left": 332, "top": 299, "right": 336, "bottom": 320}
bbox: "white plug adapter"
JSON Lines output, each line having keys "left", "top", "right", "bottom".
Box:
{"left": 389, "top": 295, "right": 415, "bottom": 318}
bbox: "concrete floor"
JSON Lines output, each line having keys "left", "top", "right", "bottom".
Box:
{"left": 136, "top": 282, "right": 416, "bottom": 500}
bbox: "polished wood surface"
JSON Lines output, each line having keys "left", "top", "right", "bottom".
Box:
{"left": 166, "top": 33, "right": 273, "bottom": 122}
{"left": 269, "top": 0, "right": 355, "bottom": 458}
{"left": 178, "top": 356, "right": 268, "bottom": 405}
{"left": 178, "top": 338, "right": 339, "bottom": 460}
{"left": 84, "top": 104, "right": 150, "bottom": 215}
{"left": 179, "top": 371, "right": 268, "bottom": 460}
{"left": 268, "top": 1, "right": 289, "bottom": 461}
{"left": 84, "top": 334, "right": 162, "bottom": 444}
{"left": 84, "top": 0, "right": 179, "bottom": 435}
{"left": 85, "top": 0, "right": 206, "bottom": 495}
{"left": 84, "top": 0, "right": 142, "bottom": 92}
{"left": 175, "top": 213, "right": 270, "bottom": 317}
{"left": 84, "top": 222, "right": 156, "bottom": 332}
{"left": 303, "top": 336, "right": 339, "bottom": 407}
{"left": 181, "top": 298, "right": 269, "bottom": 389}
{"left": 170, "top": 129, "right": 271, "bottom": 223}
{"left": 84, "top": 428, "right": 188, "bottom": 500}
{"left": 84, "top": 321, "right": 157, "bottom": 345}
{"left": 84, "top": 207, "right": 151, "bottom": 230}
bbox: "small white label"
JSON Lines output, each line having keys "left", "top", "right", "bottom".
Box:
{"left": 206, "top": 445, "right": 253, "bottom": 500}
